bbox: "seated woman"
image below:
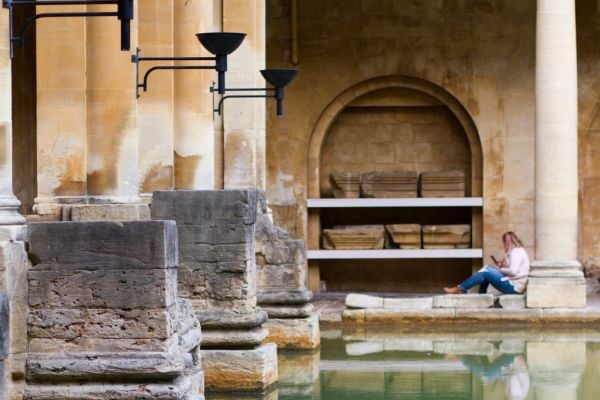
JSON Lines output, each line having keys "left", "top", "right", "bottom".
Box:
{"left": 444, "top": 231, "right": 530, "bottom": 294}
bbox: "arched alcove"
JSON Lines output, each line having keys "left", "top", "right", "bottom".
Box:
{"left": 306, "top": 75, "right": 484, "bottom": 293}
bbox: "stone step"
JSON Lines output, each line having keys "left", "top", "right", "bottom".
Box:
{"left": 433, "top": 294, "right": 494, "bottom": 309}
{"left": 346, "top": 294, "right": 383, "bottom": 309}
{"left": 383, "top": 297, "right": 433, "bottom": 310}
{"left": 498, "top": 294, "right": 526, "bottom": 310}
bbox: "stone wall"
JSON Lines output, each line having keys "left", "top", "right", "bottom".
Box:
{"left": 24, "top": 221, "right": 204, "bottom": 399}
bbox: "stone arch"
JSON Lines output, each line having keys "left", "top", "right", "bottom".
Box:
{"left": 306, "top": 75, "right": 483, "bottom": 198}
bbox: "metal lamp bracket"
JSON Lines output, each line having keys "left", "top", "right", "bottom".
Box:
{"left": 132, "top": 47, "right": 216, "bottom": 98}
{"left": 210, "top": 83, "right": 277, "bottom": 118}
{"left": 2, "top": 0, "right": 134, "bottom": 58}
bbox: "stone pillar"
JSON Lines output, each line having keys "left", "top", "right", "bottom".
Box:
{"left": 222, "top": 0, "right": 266, "bottom": 189}
{"left": 86, "top": 4, "right": 139, "bottom": 204}
{"left": 528, "top": 0, "right": 586, "bottom": 308}
{"left": 25, "top": 221, "right": 203, "bottom": 399}
{"left": 1, "top": 6, "right": 29, "bottom": 399}
{"left": 255, "top": 194, "right": 319, "bottom": 350}
{"left": 34, "top": 4, "right": 87, "bottom": 218}
{"left": 152, "top": 190, "right": 278, "bottom": 393}
{"left": 173, "top": 0, "right": 216, "bottom": 190}
{"left": 138, "top": 0, "right": 175, "bottom": 198}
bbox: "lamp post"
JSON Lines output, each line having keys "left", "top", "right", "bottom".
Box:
{"left": 2, "top": 0, "right": 134, "bottom": 57}
{"left": 132, "top": 32, "right": 245, "bottom": 98}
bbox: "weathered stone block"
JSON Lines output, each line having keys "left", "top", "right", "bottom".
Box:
{"left": 28, "top": 269, "right": 177, "bottom": 309}
{"left": 360, "top": 171, "right": 418, "bottom": 198}
{"left": 526, "top": 277, "right": 587, "bottom": 308}
{"left": 261, "top": 304, "right": 314, "bottom": 318}
{"left": 346, "top": 293, "right": 384, "bottom": 309}
{"left": 263, "top": 315, "right": 320, "bottom": 350}
{"left": 29, "top": 337, "right": 179, "bottom": 354}
{"left": 28, "top": 308, "right": 177, "bottom": 340}
{"left": 257, "top": 263, "right": 304, "bottom": 290}
{"left": 202, "top": 344, "right": 278, "bottom": 392}
{"left": 329, "top": 172, "right": 360, "bottom": 198}
{"left": 180, "top": 243, "right": 252, "bottom": 263}
{"left": 26, "top": 353, "right": 184, "bottom": 383}
{"left": 323, "top": 225, "right": 385, "bottom": 250}
{"left": 151, "top": 190, "right": 258, "bottom": 225}
{"left": 68, "top": 204, "right": 150, "bottom": 222}
{"left": 433, "top": 294, "right": 494, "bottom": 308}
{"left": 201, "top": 327, "right": 268, "bottom": 349}
{"left": 498, "top": 294, "right": 525, "bottom": 310}
{"left": 383, "top": 297, "right": 433, "bottom": 309}
{"left": 178, "top": 224, "right": 253, "bottom": 246}
{"left": 258, "top": 288, "right": 312, "bottom": 305}
{"left": 27, "top": 221, "right": 177, "bottom": 271}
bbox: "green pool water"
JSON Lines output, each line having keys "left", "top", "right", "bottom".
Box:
{"left": 209, "top": 327, "right": 600, "bottom": 400}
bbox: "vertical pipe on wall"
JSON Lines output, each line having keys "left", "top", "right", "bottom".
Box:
{"left": 290, "top": 0, "right": 299, "bottom": 65}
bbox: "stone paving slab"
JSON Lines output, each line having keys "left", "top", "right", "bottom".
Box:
{"left": 383, "top": 297, "right": 433, "bottom": 309}
{"left": 433, "top": 294, "right": 494, "bottom": 308}
{"left": 346, "top": 294, "right": 383, "bottom": 309}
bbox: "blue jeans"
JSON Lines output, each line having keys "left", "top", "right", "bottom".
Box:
{"left": 459, "top": 266, "right": 520, "bottom": 294}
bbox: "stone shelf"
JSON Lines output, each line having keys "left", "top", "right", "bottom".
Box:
{"left": 307, "top": 249, "right": 483, "bottom": 260}
{"left": 307, "top": 197, "right": 483, "bottom": 208}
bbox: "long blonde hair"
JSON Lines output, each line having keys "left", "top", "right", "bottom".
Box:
{"left": 503, "top": 231, "right": 523, "bottom": 248}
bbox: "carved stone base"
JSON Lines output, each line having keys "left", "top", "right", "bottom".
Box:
{"left": 201, "top": 344, "right": 277, "bottom": 393}
{"left": 527, "top": 261, "right": 587, "bottom": 308}
{"left": 264, "top": 314, "right": 320, "bottom": 350}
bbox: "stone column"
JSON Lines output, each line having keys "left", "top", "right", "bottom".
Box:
{"left": 25, "top": 221, "right": 203, "bottom": 399}
{"left": 222, "top": 0, "right": 266, "bottom": 189}
{"left": 173, "top": 0, "right": 216, "bottom": 190}
{"left": 34, "top": 4, "right": 87, "bottom": 219}
{"left": 255, "top": 193, "right": 319, "bottom": 350}
{"left": 1, "top": 6, "right": 29, "bottom": 400}
{"left": 85, "top": 4, "right": 139, "bottom": 203}
{"left": 528, "top": 0, "right": 586, "bottom": 308}
{"left": 137, "top": 0, "right": 175, "bottom": 198}
{"left": 152, "top": 190, "right": 278, "bottom": 393}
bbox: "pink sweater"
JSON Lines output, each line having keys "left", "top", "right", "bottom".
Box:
{"left": 499, "top": 247, "right": 531, "bottom": 293}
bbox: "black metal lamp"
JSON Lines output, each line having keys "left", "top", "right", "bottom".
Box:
{"left": 132, "top": 32, "right": 245, "bottom": 98}
{"left": 2, "top": 0, "right": 134, "bottom": 58}
{"left": 212, "top": 68, "right": 298, "bottom": 117}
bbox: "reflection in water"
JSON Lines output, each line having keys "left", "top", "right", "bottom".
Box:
{"left": 207, "top": 328, "right": 600, "bottom": 400}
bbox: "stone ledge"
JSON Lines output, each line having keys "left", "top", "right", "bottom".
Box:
{"left": 334, "top": 306, "right": 600, "bottom": 325}
{"left": 498, "top": 295, "right": 525, "bottom": 310}
{"left": 433, "top": 294, "right": 494, "bottom": 308}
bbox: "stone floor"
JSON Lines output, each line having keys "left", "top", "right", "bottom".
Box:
{"left": 315, "top": 292, "right": 600, "bottom": 326}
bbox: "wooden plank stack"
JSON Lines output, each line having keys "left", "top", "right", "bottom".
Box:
{"left": 385, "top": 224, "right": 422, "bottom": 249}
{"left": 323, "top": 225, "right": 386, "bottom": 250}
{"left": 330, "top": 172, "right": 361, "bottom": 198}
{"left": 420, "top": 170, "right": 466, "bottom": 197}
{"left": 422, "top": 224, "right": 471, "bottom": 249}
{"left": 360, "top": 171, "right": 419, "bottom": 198}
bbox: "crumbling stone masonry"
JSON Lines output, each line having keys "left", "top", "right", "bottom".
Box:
{"left": 25, "top": 221, "right": 204, "bottom": 400}
{"left": 151, "top": 190, "right": 278, "bottom": 393}
{"left": 255, "top": 194, "right": 320, "bottom": 350}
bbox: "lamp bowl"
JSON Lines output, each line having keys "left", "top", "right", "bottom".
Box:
{"left": 260, "top": 69, "right": 298, "bottom": 87}
{"left": 197, "top": 32, "right": 246, "bottom": 55}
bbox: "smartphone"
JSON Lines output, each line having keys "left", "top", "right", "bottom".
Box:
{"left": 490, "top": 255, "right": 499, "bottom": 265}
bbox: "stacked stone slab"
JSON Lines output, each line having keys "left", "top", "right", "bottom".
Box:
{"left": 422, "top": 225, "right": 471, "bottom": 249}
{"left": 24, "top": 221, "right": 204, "bottom": 400}
{"left": 329, "top": 172, "right": 360, "bottom": 198}
{"left": 386, "top": 224, "right": 422, "bottom": 249}
{"left": 151, "top": 190, "right": 278, "bottom": 392}
{"left": 323, "top": 225, "right": 386, "bottom": 250}
{"left": 361, "top": 171, "right": 418, "bottom": 198}
{"left": 255, "top": 197, "right": 319, "bottom": 350}
{"left": 420, "top": 170, "right": 466, "bottom": 197}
